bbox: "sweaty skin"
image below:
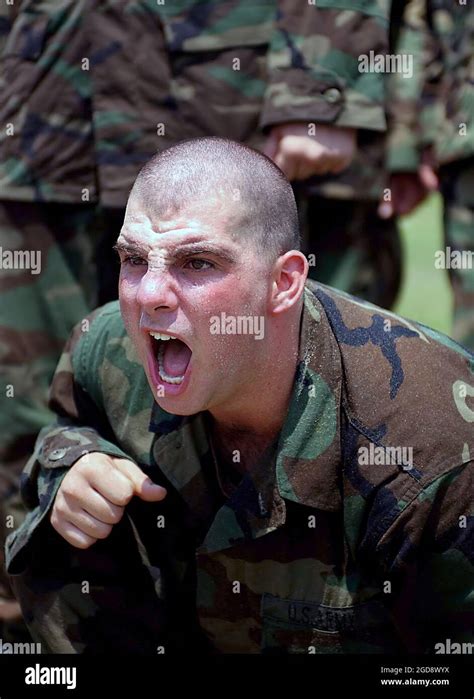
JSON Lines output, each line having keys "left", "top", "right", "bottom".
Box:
{"left": 118, "top": 194, "right": 290, "bottom": 418}
{"left": 50, "top": 189, "right": 308, "bottom": 549}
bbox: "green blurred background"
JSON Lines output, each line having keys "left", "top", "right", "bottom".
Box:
{"left": 394, "top": 193, "right": 452, "bottom": 335}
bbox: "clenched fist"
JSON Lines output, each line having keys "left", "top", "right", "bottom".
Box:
{"left": 263, "top": 123, "right": 356, "bottom": 180}
{"left": 50, "top": 453, "right": 167, "bottom": 549}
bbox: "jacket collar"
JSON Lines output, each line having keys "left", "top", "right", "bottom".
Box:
{"left": 149, "top": 282, "right": 343, "bottom": 553}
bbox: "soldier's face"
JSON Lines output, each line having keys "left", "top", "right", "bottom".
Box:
{"left": 116, "top": 193, "right": 273, "bottom": 415}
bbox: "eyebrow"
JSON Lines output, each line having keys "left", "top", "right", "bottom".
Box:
{"left": 172, "top": 242, "right": 236, "bottom": 263}
{"left": 113, "top": 240, "right": 236, "bottom": 264}
{"left": 113, "top": 242, "right": 147, "bottom": 256}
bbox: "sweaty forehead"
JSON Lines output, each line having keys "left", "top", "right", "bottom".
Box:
{"left": 121, "top": 192, "right": 245, "bottom": 246}
{"left": 122, "top": 210, "right": 205, "bottom": 242}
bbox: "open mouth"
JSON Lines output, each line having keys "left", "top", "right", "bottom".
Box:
{"left": 149, "top": 332, "right": 192, "bottom": 386}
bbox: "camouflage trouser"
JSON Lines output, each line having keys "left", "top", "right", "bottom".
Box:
{"left": 0, "top": 200, "right": 122, "bottom": 635}
{"left": 301, "top": 195, "right": 402, "bottom": 310}
{"left": 439, "top": 157, "right": 474, "bottom": 350}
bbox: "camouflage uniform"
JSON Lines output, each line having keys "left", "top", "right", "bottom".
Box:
{"left": 387, "top": 0, "right": 474, "bottom": 348}
{"left": 6, "top": 280, "right": 474, "bottom": 654}
{"left": 0, "top": 2, "right": 13, "bottom": 53}
{"left": 0, "top": 0, "right": 392, "bottom": 626}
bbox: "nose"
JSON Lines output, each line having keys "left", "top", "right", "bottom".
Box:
{"left": 136, "top": 267, "right": 179, "bottom": 314}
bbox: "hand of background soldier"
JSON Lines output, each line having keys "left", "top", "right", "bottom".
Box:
{"left": 379, "top": 148, "right": 439, "bottom": 219}
{"left": 50, "top": 453, "right": 167, "bottom": 549}
{"left": 263, "top": 123, "right": 357, "bottom": 180}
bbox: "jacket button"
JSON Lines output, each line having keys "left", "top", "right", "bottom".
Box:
{"left": 323, "top": 87, "right": 342, "bottom": 103}
{"left": 48, "top": 448, "right": 68, "bottom": 461}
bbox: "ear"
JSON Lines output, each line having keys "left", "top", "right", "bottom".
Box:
{"left": 269, "top": 251, "right": 308, "bottom": 315}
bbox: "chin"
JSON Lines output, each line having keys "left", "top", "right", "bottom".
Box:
{"left": 154, "top": 390, "right": 207, "bottom": 417}
{"left": 156, "top": 401, "right": 199, "bottom": 417}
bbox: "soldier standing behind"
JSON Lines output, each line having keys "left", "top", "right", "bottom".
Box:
{"left": 384, "top": 0, "right": 474, "bottom": 349}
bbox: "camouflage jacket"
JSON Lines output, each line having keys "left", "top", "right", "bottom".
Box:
{"left": 0, "top": 1, "right": 17, "bottom": 55}
{"left": 6, "top": 280, "right": 474, "bottom": 654}
{"left": 386, "top": 0, "right": 474, "bottom": 172}
{"left": 0, "top": 0, "right": 390, "bottom": 207}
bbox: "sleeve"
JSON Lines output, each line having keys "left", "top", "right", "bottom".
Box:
{"left": 5, "top": 310, "right": 135, "bottom": 575}
{"left": 376, "top": 462, "right": 474, "bottom": 652}
{"left": 386, "top": 0, "right": 442, "bottom": 172}
{"left": 3, "top": 309, "right": 168, "bottom": 653}
{"left": 260, "top": 0, "right": 390, "bottom": 132}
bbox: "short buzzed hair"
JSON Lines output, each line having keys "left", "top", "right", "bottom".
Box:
{"left": 133, "top": 137, "right": 300, "bottom": 262}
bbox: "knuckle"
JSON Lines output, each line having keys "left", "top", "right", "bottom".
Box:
{"left": 53, "top": 501, "right": 66, "bottom": 521}
{"left": 95, "top": 525, "right": 112, "bottom": 540}
{"left": 115, "top": 481, "right": 134, "bottom": 505}
{"left": 78, "top": 459, "right": 96, "bottom": 479}
{"left": 284, "top": 143, "right": 301, "bottom": 158}
{"left": 50, "top": 509, "right": 60, "bottom": 530}
{"left": 115, "top": 492, "right": 131, "bottom": 507}
{"left": 110, "top": 508, "right": 124, "bottom": 524}
{"left": 58, "top": 479, "right": 74, "bottom": 498}
{"left": 308, "top": 149, "right": 327, "bottom": 164}
{"left": 60, "top": 474, "right": 83, "bottom": 500}
{"left": 79, "top": 453, "right": 109, "bottom": 478}
{"left": 72, "top": 536, "right": 95, "bottom": 550}
{"left": 75, "top": 455, "right": 92, "bottom": 473}
{"left": 108, "top": 484, "right": 126, "bottom": 505}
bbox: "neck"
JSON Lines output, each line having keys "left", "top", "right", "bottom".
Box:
{"left": 209, "top": 309, "right": 301, "bottom": 440}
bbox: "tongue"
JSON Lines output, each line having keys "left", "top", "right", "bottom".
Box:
{"left": 162, "top": 339, "right": 192, "bottom": 377}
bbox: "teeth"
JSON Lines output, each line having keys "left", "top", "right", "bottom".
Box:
{"left": 149, "top": 331, "right": 177, "bottom": 341}
{"left": 149, "top": 331, "right": 185, "bottom": 385}
{"left": 156, "top": 343, "right": 184, "bottom": 385}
